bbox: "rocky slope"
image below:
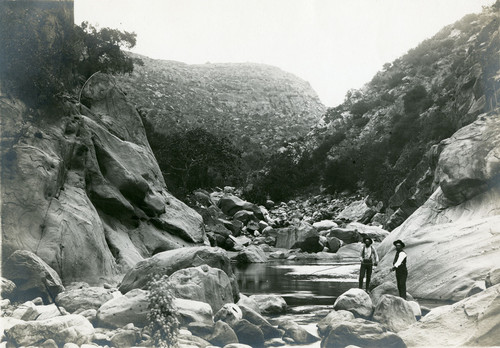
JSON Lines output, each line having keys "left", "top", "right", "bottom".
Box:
{"left": 1, "top": 74, "right": 207, "bottom": 285}
{"left": 115, "top": 54, "right": 325, "bottom": 151}
{"left": 295, "top": 3, "right": 499, "bottom": 228}
{"left": 372, "top": 111, "right": 500, "bottom": 301}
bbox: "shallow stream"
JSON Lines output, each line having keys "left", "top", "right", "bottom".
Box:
{"left": 234, "top": 260, "right": 359, "bottom": 324}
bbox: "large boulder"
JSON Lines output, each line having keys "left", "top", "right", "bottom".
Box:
{"left": 233, "top": 245, "right": 268, "bottom": 264}
{"left": 372, "top": 295, "right": 416, "bottom": 333}
{"left": 119, "top": 246, "right": 238, "bottom": 299}
{"left": 321, "top": 318, "right": 406, "bottom": 348}
{"left": 174, "top": 298, "right": 214, "bottom": 326}
{"left": 326, "top": 228, "right": 361, "bottom": 244}
{"left": 335, "top": 243, "right": 364, "bottom": 259}
{"left": 96, "top": 289, "right": 149, "bottom": 328}
{"left": 1, "top": 76, "right": 205, "bottom": 285}
{"left": 218, "top": 194, "right": 264, "bottom": 219}
{"left": 238, "top": 305, "right": 283, "bottom": 340}
{"left": 333, "top": 289, "right": 373, "bottom": 318}
{"left": 399, "top": 283, "right": 500, "bottom": 347}
{"left": 317, "top": 310, "right": 355, "bottom": 337}
{"left": 6, "top": 314, "right": 94, "bottom": 346}
{"left": 278, "top": 320, "right": 320, "bottom": 344}
{"left": 233, "top": 210, "right": 257, "bottom": 225}
{"left": 370, "top": 282, "right": 413, "bottom": 306}
{"left": 11, "top": 302, "right": 61, "bottom": 321}
{"left": 233, "top": 319, "right": 265, "bottom": 347}
{"left": 237, "top": 294, "right": 261, "bottom": 314}
{"left": 346, "top": 222, "right": 389, "bottom": 242}
{"left": 3, "top": 250, "right": 64, "bottom": 303}
{"left": 209, "top": 320, "right": 238, "bottom": 346}
{"left": 336, "top": 199, "right": 376, "bottom": 223}
{"left": 326, "top": 236, "right": 342, "bottom": 253}
{"left": 313, "top": 220, "right": 339, "bottom": 231}
{"left": 214, "top": 303, "right": 243, "bottom": 327}
{"left": 249, "top": 294, "right": 287, "bottom": 314}
{"left": 168, "top": 264, "right": 234, "bottom": 313}
{"left": 373, "top": 113, "right": 500, "bottom": 301}
{"left": 275, "top": 222, "right": 322, "bottom": 252}
{"left": 55, "top": 287, "right": 116, "bottom": 313}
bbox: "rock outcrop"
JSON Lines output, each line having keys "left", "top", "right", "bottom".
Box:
{"left": 399, "top": 283, "right": 500, "bottom": 346}
{"left": 1, "top": 75, "right": 206, "bottom": 285}
{"left": 373, "top": 113, "right": 500, "bottom": 301}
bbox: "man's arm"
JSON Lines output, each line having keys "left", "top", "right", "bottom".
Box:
{"left": 393, "top": 251, "right": 406, "bottom": 268}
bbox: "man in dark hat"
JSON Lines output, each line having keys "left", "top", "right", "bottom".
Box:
{"left": 391, "top": 239, "right": 407, "bottom": 299}
{"left": 359, "top": 237, "right": 379, "bottom": 291}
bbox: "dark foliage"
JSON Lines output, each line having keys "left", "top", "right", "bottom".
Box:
{"left": 0, "top": 9, "right": 138, "bottom": 107}
{"left": 144, "top": 121, "right": 242, "bottom": 197}
{"left": 244, "top": 148, "right": 319, "bottom": 203}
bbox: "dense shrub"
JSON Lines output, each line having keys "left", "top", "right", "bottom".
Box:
{"left": 350, "top": 100, "right": 372, "bottom": 117}
{"left": 323, "top": 148, "right": 361, "bottom": 193}
{"left": 73, "top": 22, "right": 139, "bottom": 80}
{"left": 147, "top": 275, "right": 179, "bottom": 348}
{"left": 244, "top": 147, "right": 319, "bottom": 203}
{"left": 144, "top": 122, "right": 242, "bottom": 197}
{"left": 403, "top": 84, "right": 431, "bottom": 114}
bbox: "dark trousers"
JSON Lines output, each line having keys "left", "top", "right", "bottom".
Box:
{"left": 359, "top": 261, "right": 373, "bottom": 290}
{"left": 396, "top": 267, "right": 408, "bottom": 299}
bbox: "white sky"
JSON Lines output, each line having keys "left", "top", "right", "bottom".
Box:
{"left": 75, "top": 0, "right": 495, "bottom": 106}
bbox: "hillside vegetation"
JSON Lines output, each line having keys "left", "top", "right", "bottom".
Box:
{"left": 115, "top": 55, "right": 325, "bottom": 154}
{"left": 248, "top": 3, "right": 499, "bottom": 226}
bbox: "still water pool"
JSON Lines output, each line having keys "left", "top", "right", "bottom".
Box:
{"left": 233, "top": 260, "right": 359, "bottom": 325}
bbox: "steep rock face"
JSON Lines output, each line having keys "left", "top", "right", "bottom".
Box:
{"left": 373, "top": 112, "right": 500, "bottom": 301}
{"left": 1, "top": 74, "right": 206, "bottom": 284}
{"left": 115, "top": 54, "right": 325, "bottom": 151}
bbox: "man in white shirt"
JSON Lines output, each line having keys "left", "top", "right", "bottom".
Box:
{"left": 391, "top": 239, "right": 407, "bottom": 299}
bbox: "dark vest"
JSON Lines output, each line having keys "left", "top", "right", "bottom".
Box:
{"left": 393, "top": 250, "right": 407, "bottom": 269}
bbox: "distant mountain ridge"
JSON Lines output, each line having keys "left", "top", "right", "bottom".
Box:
{"left": 115, "top": 54, "right": 326, "bottom": 151}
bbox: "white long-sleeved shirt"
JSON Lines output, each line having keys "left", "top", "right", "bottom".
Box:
{"left": 360, "top": 245, "right": 379, "bottom": 264}
{"left": 393, "top": 251, "right": 407, "bottom": 268}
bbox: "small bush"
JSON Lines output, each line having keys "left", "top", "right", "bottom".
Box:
{"left": 147, "top": 275, "right": 179, "bottom": 348}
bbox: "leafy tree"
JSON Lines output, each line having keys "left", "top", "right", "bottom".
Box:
{"left": 0, "top": 9, "right": 139, "bottom": 108}
{"left": 73, "top": 22, "right": 139, "bottom": 79}
{"left": 146, "top": 124, "right": 242, "bottom": 196}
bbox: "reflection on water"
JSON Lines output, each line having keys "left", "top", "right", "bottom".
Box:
{"left": 233, "top": 260, "right": 359, "bottom": 307}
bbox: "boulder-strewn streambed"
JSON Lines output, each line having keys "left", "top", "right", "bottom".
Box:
{"left": 2, "top": 109, "right": 500, "bottom": 346}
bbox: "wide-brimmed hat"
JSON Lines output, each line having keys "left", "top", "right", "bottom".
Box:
{"left": 393, "top": 240, "right": 405, "bottom": 248}
{"left": 363, "top": 237, "right": 373, "bottom": 245}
